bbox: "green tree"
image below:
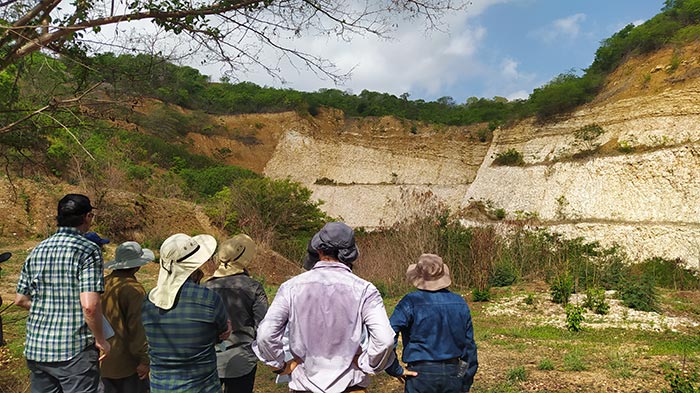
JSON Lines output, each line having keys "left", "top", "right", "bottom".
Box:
{"left": 206, "top": 178, "right": 330, "bottom": 261}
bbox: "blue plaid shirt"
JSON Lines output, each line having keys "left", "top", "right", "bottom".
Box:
{"left": 142, "top": 280, "right": 229, "bottom": 393}
{"left": 16, "top": 227, "right": 104, "bottom": 362}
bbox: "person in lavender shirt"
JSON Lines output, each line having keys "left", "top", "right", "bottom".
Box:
{"left": 253, "top": 222, "right": 396, "bottom": 393}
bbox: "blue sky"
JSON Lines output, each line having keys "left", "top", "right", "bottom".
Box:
{"left": 196, "top": 0, "right": 664, "bottom": 104}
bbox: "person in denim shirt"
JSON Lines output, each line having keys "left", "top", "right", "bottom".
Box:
{"left": 385, "top": 254, "right": 478, "bottom": 393}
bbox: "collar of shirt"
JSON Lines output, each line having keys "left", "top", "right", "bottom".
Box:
{"left": 311, "top": 260, "right": 351, "bottom": 272}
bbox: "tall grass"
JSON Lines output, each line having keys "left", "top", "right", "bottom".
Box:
{"left": 354, "top": 206, "right": 700, "bottom": 299}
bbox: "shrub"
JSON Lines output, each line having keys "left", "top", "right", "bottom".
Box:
{"left": 668, "top": 51, "right": 682, "bottom": 74}
{"left": 126, "top": 164, "right": 152, "bottom": 180}
{"left": 205, "top": 177, "right": 330, "bottom": 262}
{"left": 550, "top": 273, "right": 574, "bottom": 305}
{"left": 574, "top": 123, "right": 604, "bottom": 141}
{"left": 493, "top": 148, "right": 525, "bottom": 166}
{"left": 472, "top": 288, "right": 491, "bottom": 302}
{"left": 490, "top": 261, "right": 518, "bottom": 287}
{"left": 494, "top": 208, "right": 506, "bottom": 220}
{"left": 663, "top": 364, "right": 700, "bottom": 393}
{"left": 583, "top": 287, "right": 609, "bottom": 315}
{"left": 179, "top": 165, "right": 260, "bottom": 198}
{"left": 635, "top": 257, "right": 700, "bottom": 290}
{"left": 565, "top": 304, "right": 585, "bottom": 332}
{"left": 523, "top": 293, "right": 535, "bottom": 306}
{"left": 618, "top": 275, "right": 659, "bottom": 312}
{"left": 618, "top": 140, "right": 635, "bottom": 153}
{"left": 672, "top": 25, "right": 700, "bottom": 43}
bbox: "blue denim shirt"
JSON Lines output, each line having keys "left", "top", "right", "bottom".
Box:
{"left": 385, "top": 289, "right": 478, "bottom": 391}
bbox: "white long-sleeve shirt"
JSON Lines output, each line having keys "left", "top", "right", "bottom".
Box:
{"left": 253, "top": 261, "right": 395, "bottom": 393}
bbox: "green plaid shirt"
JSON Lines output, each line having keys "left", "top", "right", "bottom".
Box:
{"left": 16, "top": 227, "right": 104, "bottom": 362}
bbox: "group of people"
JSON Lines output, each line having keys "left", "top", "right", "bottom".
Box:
{"left": 14, "top": 193, "right": 478, "bottom": 393}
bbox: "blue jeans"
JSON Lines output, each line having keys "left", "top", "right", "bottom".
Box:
{"left": 405, "top": 361, "right": 462, "bottom": 393}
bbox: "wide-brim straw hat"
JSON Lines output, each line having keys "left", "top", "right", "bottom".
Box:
{"left": 406, "top": 253, "right": 452, "bottom": 291}
{"left": 105, "top": 241, "right": 154, "bottom": 270}
{"left": 148, "top": 233, "right": 217, "bottom": 310}
{"left": 210, "top": 234, "right": 257, "bottom": 278}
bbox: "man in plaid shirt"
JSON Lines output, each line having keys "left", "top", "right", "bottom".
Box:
{"left": 15, "top": 193, "right": 111, "bottom": 393}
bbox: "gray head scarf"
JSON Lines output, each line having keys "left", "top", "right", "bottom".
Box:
{"left": 310, "top": 222, "right": 359, "bottom": 265}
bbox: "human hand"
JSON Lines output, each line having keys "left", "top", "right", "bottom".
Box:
{"left": 273, "top": 358, "right": 299, "bottom": 375}
{"left": 96, "top": 339, "right": 111, "bottom": 361}
{"left": 136, "top": 364, "right": 149, "bottom": 380}
{"left": 219, "top": 320, "right": 232, "bottom": 341}
{"left": 393, "top": 369, "right": 418, "bottom": 383}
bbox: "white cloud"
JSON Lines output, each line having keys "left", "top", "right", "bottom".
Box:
{"left": 532, "top": 13, "right": 587, "bottom": 44}
{"left": 232, "top": 5, "right": 498, "bottom": 99}
{"left": 505, "top": 90, "right": 529, "bottom": 101}
{"left": 500, "top": 58, "right": 520, "bottom": 79}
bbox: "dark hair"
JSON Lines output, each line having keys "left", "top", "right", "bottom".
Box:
{"left": 56, "top": 193, "right": 93, "bottom": 228}
{"left": 57, "top": 213, "right": 88, "bottom": 228}
{"left": 322, "top": 248, "right": 340, "bottom": 261}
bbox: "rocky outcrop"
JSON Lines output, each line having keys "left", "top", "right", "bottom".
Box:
{"left": 262, "top": 44, "right": 700, "bottom": 267}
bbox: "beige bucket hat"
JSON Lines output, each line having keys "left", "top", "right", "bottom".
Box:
{"left": 105, "top": 241, "right": 155, "bottom": 270}
{"left": 148, "top": 233, "right": 217, "bottom": 310}
{"left": 406, "top": 253, "right": 452, "bottom": 291}
{"left": 210, "top": 234, "right": 257, "bottom": 278}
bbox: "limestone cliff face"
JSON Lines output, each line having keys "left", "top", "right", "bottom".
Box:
{"left": 263, "top": 115, "right": 486, "bottom": 227}
{"left": 262, "top": 44, "right": 700, "bottom": 266}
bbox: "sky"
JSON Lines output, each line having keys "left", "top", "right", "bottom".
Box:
{"left": 92, "top": 0, "right": 666, "bottom": 104}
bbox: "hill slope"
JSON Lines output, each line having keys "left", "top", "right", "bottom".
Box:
{"left": 253, "top": 42, "right": 700, "bottom": 266}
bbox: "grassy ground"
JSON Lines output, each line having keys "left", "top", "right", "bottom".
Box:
{"left": 1, "top": 247, "right": 700, "bottom": 392}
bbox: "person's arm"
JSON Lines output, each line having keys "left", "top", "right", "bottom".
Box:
{"left": 356, "top": 284, "right": 396, "bottom": 374}
{"left": 461, "top": 308, "right": 479, "bottom": 392}
{"left": 15, "top": 255, "right": 33, "bottom": 310}
{"left": 14, "top": 293, "right": 31, "bottom": 310}
{"left": 123, "top": 285, "right": 150, "bottom": 371}
{"left": 81, "top": 291, "right": 111, "bottom": 358}
{"left": 212, "top": 292, "right": 231, "bottom": 341}
{"left": 252, "top": 282, "right": 290, "bottom": 370}
{"left": 252, "top": 282, "right": 269, "bottom": 328}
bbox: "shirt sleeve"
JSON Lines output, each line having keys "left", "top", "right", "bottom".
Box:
{"left": 252, "top": 281, "right": 269, "bottom": 328}
{"left": 252, "top": 282, "right": 290, "bottom": 369}
{"left": 79, "top": 247, "right": 104, "bottom": 293}
{"left": 16, "top": 255, "right": 32, "bottom": 296}
{"left": 384, "top": 297, "right": 411, "bottom": 377}
{"left": 123, "top": 283, "right": 149, "bottom": 365}
{"left": 356, "top": 284, "right": 396, "bottom": 374}
{"left": 461, "top": 307, "right": 479, "bottom": 392}
{"left": 212, "top": 291, "right": 229, "bottom": 335}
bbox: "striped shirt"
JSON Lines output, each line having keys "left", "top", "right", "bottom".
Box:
{"left": 142, "top": 279, "right": 229, "bottom": 393}
{"left": 16, "top": 227, "right": 104, "bottom": 362}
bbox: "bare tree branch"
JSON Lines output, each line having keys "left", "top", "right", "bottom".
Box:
{"left": 0, "top": 0, "right": 463, "bottom": 80}
{"left": 0, "top": 82, "right": 102, "bottom": 134}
